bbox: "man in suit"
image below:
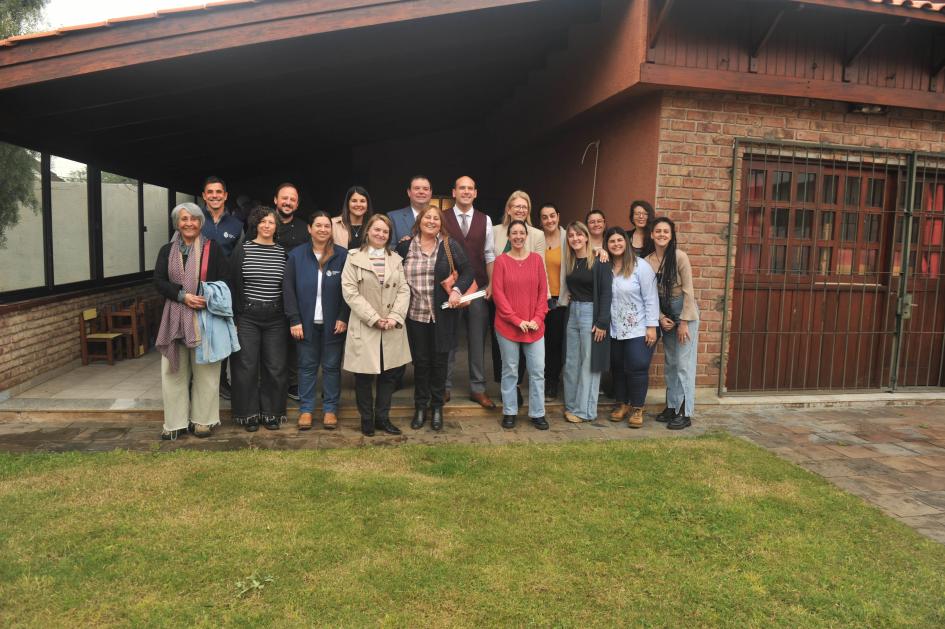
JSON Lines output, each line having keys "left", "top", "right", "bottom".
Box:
{"left": 441, "top": 175, "right": 497, "bottom": 409}
{"left": 389, "top": 175, "right": 433, "bottom": 243}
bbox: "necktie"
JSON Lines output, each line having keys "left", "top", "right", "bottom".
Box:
{"left": 460, "top": 212, "right": 469, "bottom": 237}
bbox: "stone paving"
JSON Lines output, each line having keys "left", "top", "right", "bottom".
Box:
{"left": 1, "top": 401, "right": 944, "bottom": 543}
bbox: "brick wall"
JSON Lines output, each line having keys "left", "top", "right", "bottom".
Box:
{"left": 654, "top": 90, "right": 945, "bottom": 389}
{"left": 0, "top": 283, "right": 154, "bottom": 394}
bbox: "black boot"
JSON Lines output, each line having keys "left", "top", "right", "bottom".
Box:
{"left": 411, "top": 407, "right": 427, "bottom": 430}
{"left": 431, "top": 407, "right": 443, "bottom": 431}
{"left": 655, "top": 407, "right": 676, "bottom": 423}
{"left": 376, "top": 417, "right": 402, "bottom": 435}
{"left": 502, "top": 414, "right": 517, "bottom": 429}
{"left": 531, "top": 416, "right": 549, "bottom": 430}
{"left": 667, "top": 414, "right": 692, "bottom": 430}
{"left": 361, "top": 414, "right": 375, "bottom": 437}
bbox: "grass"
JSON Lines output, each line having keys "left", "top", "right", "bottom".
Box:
{"left": 0, "top": 435, "right": 943, "bottom": 627}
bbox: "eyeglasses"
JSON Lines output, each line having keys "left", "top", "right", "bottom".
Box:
{"left": 510, "top": 204, "right": 529, "bottom": 211}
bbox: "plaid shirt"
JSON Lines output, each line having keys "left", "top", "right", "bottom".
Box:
{"left": 404, "top": 237, "right": 439, "bottom": 323}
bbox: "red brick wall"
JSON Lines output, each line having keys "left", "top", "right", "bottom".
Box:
{"left": 654, "top": 90, "right": 945, "bottom": 389}
{"left": 0, "top": 283, "right": 154, "bottom": 394}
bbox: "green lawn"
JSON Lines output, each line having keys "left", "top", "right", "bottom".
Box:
{"left": 1, "top": 435, "right": 943, "bottom": 627}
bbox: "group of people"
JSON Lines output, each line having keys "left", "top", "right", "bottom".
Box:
{"left": 153, "top": 175, "right": 699, "bottom": 440}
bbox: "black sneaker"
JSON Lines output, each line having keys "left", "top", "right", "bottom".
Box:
{"left": 287, "top": 385, "right": 300, "bottom": 401}
{"left": 667, "top": 415, "right": 692, "bottom": 430}
{"left": 502, "top": 414, "right": 517, "bottom": 429}
{"left": 655, "top": 407, "right": 677, "bottom": 423}
{"left": 531, "top": 416, "right": 549, "bottom": 430}
{"left": 245, "top": 416, "right": 259, "bottom": 433}
{"left": 263, "top": 415, "right": 280, "bottom": 431}
{"left": 219, "top": 381, "right": 232, "bottom": 400}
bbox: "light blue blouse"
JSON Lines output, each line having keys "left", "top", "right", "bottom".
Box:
{"left": 610, "top": 258, "right": 660, "bottom": 340}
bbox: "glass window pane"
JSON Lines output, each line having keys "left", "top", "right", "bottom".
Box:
{"left": 0, "top": 143, "right": 44, "bottom": 292}
{"left": 175, "top": 191, "right": 196, "bottom": 205}
{"left": 770, "top": 208, "right": 788, "bottom": 238}
{"left": 844, "top": 176, "right": 861, "bottom": 206}
{"left": 791, "top": 246, "right": 811, "bottom": 275}
{"left": 143, "top": 184, "right": 169, "bottom": 271}
{"left": 858, "top": 249, "right": 878, "bottom": 275}
{"left": 841, "top": 212, "right": 858, "bottom": 241}
{"left": 867, "top": 178, "right": 885, "bottom": 208}
{"left": 794, "top": 209, "right": 813, "bottom": 239}
{"left": 823, "top": 175, "right": 839, "bottom": 204}
{"left": 819, "top": 211, "right": 835, "bottom": 240}
{"left": 748, "top": 170, "right": 766, "bottom": 201}
{"left": 739, "top": 243, "right": 761, "bottom": 272}
{"left": 50, "top": 156, "right": 90, "bottom": 284}
{"left": 772, "top": 171, "right": 792, "bottom": 202}
{"left": 817, "top": 247, "right": 833, "bottom": 274}
{"left": 863, "top": 214, "right": 881, "bottom": 243}
{"left": 797, "top": 173, "right": 816, "bottom": 203}
{"left": 102, "top": 172, "right": 140, "bottom": 278}
{"left": 770, "top": 245, "right": 786, "bottom": 273}
{"left": 746, "top": 206, "right": 763, "bottom": 237}
{"left": 837, "top": 248, "right": 854, "bottom": 275}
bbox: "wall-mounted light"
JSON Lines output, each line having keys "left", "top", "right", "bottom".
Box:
{"left": 848, "top": 103, "right": 888, "bottom": 115}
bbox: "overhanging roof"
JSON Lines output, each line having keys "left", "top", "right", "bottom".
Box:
{"left": 0, "top": 0, "right": 600, "bottom": 184}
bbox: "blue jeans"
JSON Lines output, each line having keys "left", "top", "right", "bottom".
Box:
{"left": 564, "top": 301, "right": 601, "bottom": 420}
{"left": 662, "top": 295, "right": 699, "bottom": 417}
{"left": 296, "top": 326, "right": 343, "bottom": 414}
{"left": 496, "top": 332, "right": 545, "bottom": 418}
{"left": 611, "top": 337, "right": 655, "bottom": 407}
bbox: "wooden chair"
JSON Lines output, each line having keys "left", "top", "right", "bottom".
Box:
{"left": 106, "top": 298, "right": 149, "bottom": 358}
{"left": 79, "top": 308, "right": 125, "bottom": 365}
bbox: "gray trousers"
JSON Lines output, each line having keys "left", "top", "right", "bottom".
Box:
{"left": 445, "top": 297, "right": 488, "bottom": 395}
{"left": 161, "top": 346, "right": 221, "bottom": 432}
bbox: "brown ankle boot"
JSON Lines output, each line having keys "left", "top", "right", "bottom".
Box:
{"left": 609, "top": 403, "right": 630, "bottom": 422}
{"left": 628, "top": 407, "right": 644, "bottom": 428}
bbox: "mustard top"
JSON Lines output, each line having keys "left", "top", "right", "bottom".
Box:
{"left": 545, "top": 244, "right": 561, "bottom": 297}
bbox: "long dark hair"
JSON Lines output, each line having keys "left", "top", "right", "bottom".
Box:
{"left": 604, "top": 226, "right": 635, "bottom": 278}
{"left": 341, "top": 185, "right": 374, "bottom": 234}
{"left": 652, "top": 217, "right": 679, "bottom": 302}
{"left": 629, "top": 200, "right": 656, "bottom": 256}
{"left": 307, "top": 210, "right": 335, "bottom": 269}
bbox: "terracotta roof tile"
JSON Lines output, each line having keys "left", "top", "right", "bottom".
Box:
{"left": 865, "top": 0, "right": 945, "bottom": 12}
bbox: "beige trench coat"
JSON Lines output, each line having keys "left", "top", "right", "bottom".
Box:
{"left": 341, "top": 248, "right": 412, "bottom": 374}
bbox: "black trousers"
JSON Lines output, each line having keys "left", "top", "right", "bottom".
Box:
{"left": 611, "top": 336, "right": 656, "bottom": 407}
{"left": 407, "top": 319, "right": 449, "bottom": 409}
{"left": 231, "top": 302, "right": 288, "bottom": 419}
{"left": 354, "top": 344, "right": 403, "bottom": 423}
{"left": 544, "top": 301, "right": 567, "bottom": 392}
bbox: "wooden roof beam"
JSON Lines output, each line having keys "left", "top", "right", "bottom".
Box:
{"left": 646, "top": 0, "right": 675, "bottom": 62}
{"left": 843, "top": 22, "right": 888, "bottom": 81}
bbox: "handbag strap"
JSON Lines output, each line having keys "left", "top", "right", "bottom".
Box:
{"left": 200, "top": 238, "right": 211, "bottom": 282}
{"left": 442, "top": 237, "right": 456, "bottom": 274}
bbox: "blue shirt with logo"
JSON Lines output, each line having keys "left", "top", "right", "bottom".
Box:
{"left": 201, "top": 208, "right": 243, "bottom": 257}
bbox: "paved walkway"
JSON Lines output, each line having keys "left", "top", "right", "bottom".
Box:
{"left": 1, "top": 402, "right": 944, "bottom": 543}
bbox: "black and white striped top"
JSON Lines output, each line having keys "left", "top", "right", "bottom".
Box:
{"left": 241, "top": 241, "right": 286, "bottom": 302}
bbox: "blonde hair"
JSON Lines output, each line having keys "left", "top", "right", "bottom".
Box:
{"left": 503, "top": 190, "right": 532, "bottom": 227}
{"left": 359, "top": 214, "right": 394, "bottom": 254}
{"left": 565, "top": 221, "right": 594, "bottom": 272}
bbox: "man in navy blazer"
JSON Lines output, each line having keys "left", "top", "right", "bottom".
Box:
{"left": 389, "top": 175, "right": 433, "bottom": 243}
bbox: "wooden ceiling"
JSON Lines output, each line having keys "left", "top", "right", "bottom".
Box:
{"left": 0, "top": 0, "right": 600, "bottom": 188}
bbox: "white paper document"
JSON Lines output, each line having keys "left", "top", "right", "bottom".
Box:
{"left": 441, "top": 289, "right": 487, "bottom": 309}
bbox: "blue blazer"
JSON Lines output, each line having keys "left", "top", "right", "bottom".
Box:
{"left": 388, "top": 206, "right": 416, "bottom": 244}
{"left": 284, "top": 244, "right": 351, "bottom": 344}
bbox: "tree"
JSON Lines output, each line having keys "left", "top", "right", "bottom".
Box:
{"left": 0, "top": 0, "right": 49, "bottom": 247}
{"left": 0, "top": 0, "right": 47, "bottom": 39}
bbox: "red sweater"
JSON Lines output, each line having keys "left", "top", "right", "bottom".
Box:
{"left": 492, "top": 252, "right": 549, "bottom": 343}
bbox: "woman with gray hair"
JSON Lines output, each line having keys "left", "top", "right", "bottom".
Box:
{"left": 154, "top": 202, "right": 231, "bottom": 440}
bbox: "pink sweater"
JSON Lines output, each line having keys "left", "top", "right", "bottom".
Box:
{"left": 492, "top": 252, "right": 549, "bottom": 343}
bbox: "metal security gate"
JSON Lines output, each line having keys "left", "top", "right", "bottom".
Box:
{"left": 720, "top": 140, "right": 945, "bottom": 394}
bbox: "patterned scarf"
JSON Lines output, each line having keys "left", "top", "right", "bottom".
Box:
{"left": 156, "top": 232, "right": 203, "bottom": 372}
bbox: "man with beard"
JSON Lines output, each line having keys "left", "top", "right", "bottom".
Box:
{"left": 272, "top": 182, "right": 308, "bottom": 401}
{"left": 200, "top": 176, "right": 242, "bottom": 400}
{"left": 273, "top": 183, "right": 309, "bottom": 252}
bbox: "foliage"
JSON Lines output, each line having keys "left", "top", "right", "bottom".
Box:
{"left": 0, "top": 437, "right": 943, "bottom": 626}
{"left": 0, "top": 1, "right": 49, "bottom": 248}
{"left": 0, "top": 142, "right": 39, "bottom": 248}
{"left": 0, "top": 0, "right": 47, "bottom": 41}
{"left": 235, "top": 572, "right": 275, "bottom": 597}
